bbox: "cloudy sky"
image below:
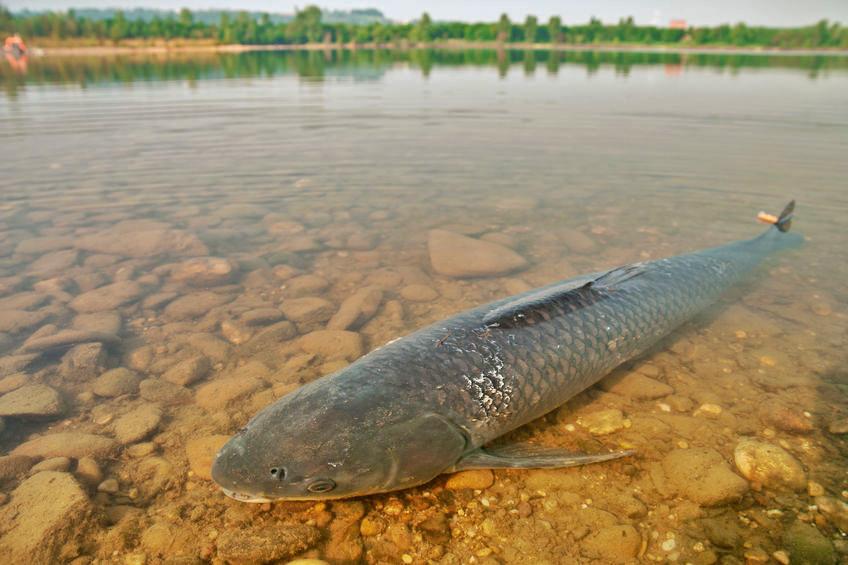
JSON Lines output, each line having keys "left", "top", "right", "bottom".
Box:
{"left": 7, "top": 0, "right": 848, "bottom": 26}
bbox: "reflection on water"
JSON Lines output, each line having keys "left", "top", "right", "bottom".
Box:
{"left": 2, "top": 48, "right": 848, "bottom": 99}
{"left": 0, "top": 49, "right": 847, "bottom": 563}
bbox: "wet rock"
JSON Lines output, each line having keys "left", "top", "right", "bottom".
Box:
{"left": 28, "top": 249, "right": 79, "bottom": 275}
{"left": 71, "top": 311, "right": 122, "bottom": 335}
{"left": 325, "top": 500, "right": 365, "bottom": 562}
{"left": 0, "top": 373, "right": 27, "bottom": 395}
{"left": 97, "top": 477, "right": 119, "bottom": 493}
{"left": 298, "top": 330, "right": 363, "bottom": 361}
{"left": 445, "top": 469, "right": 494, "bottom": 491}
{"left": 428, "top": 229, "right": 528, "bottom": 278}
{"left": 75, "top": 457, "right": 102, "bottom": 486}
{"left": 577, "top": 408, "right": 631, "bottom": 435}
{"left": 171, "top": 257, "right": 235, "bottom": 286}
{"left": 0, "top": 384, "right": 64, "bottom": 418}
{"left": 31, "top": 456, "right": 72, "bottom": 473}
{"left": 139, "top": 378, "right": 191, "bottom": 405}
{"left": 241, "top": 308, "right": 284, "bottom": 326}
{"left": 0, "top": 309, "right": 50, "bottom": 333}
{"left": 561, "top": 228, "right": 597, "bottom": 254}
{"left": 815, "top": 496, "right": 848, "bottom": 532}
{"left": 733, "top": 439, "right": 806, "bottom": 491}
{"left": 242, "top": 321, "right": 297, "bottom": 354}
{"left": 600, "top": 372, "right": 673, "bottom": 399}
{"left": 0, "top": 354, "right": 39, "bottom": 377}
{"left": 220, "top": 320, "right": 252, "bottom": 344}
{"left": 661, "top": 448, "right": 749, "bottom": 506}
{"left": 164, "top": 291, "right": 232, "bottom": 320}
{"left": 92, "top": 368, "right": 140, "bottom": 397}
{"left": 185, "top": 435, "right": 229, "bottom": 480}
{"left": 582, "top": 525, "right": 640, "bottom": 562}
{"left": 162, "top": 355, "right": 211, "bottom": 386}
{"left": 826, "top": 418, "right": 848, "bottom": 435}
{"left": 20, "top": 329, "right": 120, "bottom": 353}
{"left": 283, "top": 274, "right": 330, "bottom": 297}
{"left": 195, "top": 376, "right": 264, "bottom": 410}
{"left": 12, "top": 432, "right": 117, "bottom": 459}
{"left": 400, "top": 284, "right": 439, "bottom": 302}
{"left": 59, "top": 342, "right": 107, "bottom": 381}
{"left": 113, "top": 405, "right": 162, "bottom": 444}
{"left": 139, "top": 521, "right": 197, "bottom": 558}
{"left": 759, "top": 401, "right": 814, "bottom": 434}
{"left": 183, "top": 333, "right": 232, "bottom": 363}
{"left": 327, "top": 287, "right": 383, "bottom": 330}
{"left": 216, "top": 524, "right": 320, "bottom": 564}
{"left": 69, "top": 281, "right": 143, "bottom": 313}
{"left": 15, "top": 236, "right": 74, "bottom": 254}
{"left": 0, "top": 471, "right": 94, "bottom": 564}
{"left": 0, "top": 292, "right": 49, "bottom": 311}
{"left": 783, "top": 521, "right": 835, "bottom": 565}
{"left": 74, "top": 219, "right": 208, "bottom": 258}
{"left": 0, "top": 455, "right": 35, "bottom": 480}
{"left": 142, "top": 291, "right": 177, "bottom": 309}
{"left": 281, "top": 297, "right": 335, "bottom": 325}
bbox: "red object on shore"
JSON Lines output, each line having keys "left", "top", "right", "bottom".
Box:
{"left": 4, "top": 34, "right": 27, "bottom": 56}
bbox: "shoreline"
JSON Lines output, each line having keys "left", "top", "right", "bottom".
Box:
{"left": 32, "top": 40, "right": 848, "bottom": 58}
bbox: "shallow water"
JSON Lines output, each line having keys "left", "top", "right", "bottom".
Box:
{"left": 0, "top": 49, "right": 847, "bottom": 564}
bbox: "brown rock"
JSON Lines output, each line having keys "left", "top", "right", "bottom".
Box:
{"left": 600, "top": 371, "right": 674, "bottom": 399}
{"left": 298, "top": 330, "right": 363, "bottom": 361}
{"left": 216, "top": 525, "right": 320, "bottom": 564}
{"left": 162, "top": 355, "right": 211, "bottom": 386}
{"left": 240, "top": 308, "right": 284, "bottom": 326}
{"left": 12, "top": 432, "right": 116, "bottom": 459}
{"left": 733, "top": 439, "right": 806, "bottom": 491}
{"left": 92, "top": 368, "right": 139, "bottom": 397}
{"left": 281, "top": 297, "right": 335, "bottom": 324}
{"left": 400, "top": 284, "right": 439, "bottom": 302}
{"left": 582, "top": 525, "right": 641, "bottom": 562}
{"left": 71, "top": 311, "right": 122, "bottom": 334}
{"left": 283, "top": 274, "right": 330, "bottom": 297}
{"left": 171, "top": 257, "right": 235, "bottom": 286}
{"left": 327, "top": 287, "right": 383, "bottom": 330}
{"left": 0, "top": 309, "right": 50, "bottom": 333}
{"left": 195, "top": 376, "right": 264, "bottom": 410}
{"left": 185, "top": 435, "right": 230, "bottom": 480}
{"left": 662, "top": 448, "right": 749, "bottom": 506}
{"left": 74, "top": 219, "right": 208, "bottom": 258}
{"left": 164, "top": 291, "right": 232, "bottom": 320}
{"left": 19, "top": 329, "right": 120, "bottom": 353}
{"left": 69, "top": 281, "right": 143, "bottom": 313}
{"left": 428, "top": 229, "right": 528, "bottom": 278}
{"left": 59, "top": 342, "right": 107, "bottom": 381}
{"left": 139, "top": 378, "right": 191, "bottom": 405}
{"left": 445, "top": 469, "right": 494, "bottom": 491}
{"left": 113, "top": 405, "right": 162, "bottom": 444}
{"left": 0, "top": 384, "right": 65, "bottom": 418}
{"left": 28, "top": 249, "right": 79, "bottom": 275}
{"left": 0, "top": 372, "right": 28, "bottom": 394}
{"left": 0, "top": 455, "right": 35, "bottom": 480}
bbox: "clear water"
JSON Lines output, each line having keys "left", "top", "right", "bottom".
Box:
{"left": 0, "top": 49, "right": 846, "bottom": 564}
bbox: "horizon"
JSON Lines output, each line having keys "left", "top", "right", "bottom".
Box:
{"left": 5, "top": 1, "right": 848, "bottom": 27}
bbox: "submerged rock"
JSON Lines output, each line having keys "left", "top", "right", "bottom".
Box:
{"left": 0, "top": 384, "right": 65, "bottom": 418}
{"left": 92, "top": 368, "right": 140, "bottom": 398}
{"left": 215, "top": 524, "right": 320, "bottom": 564}
{"left": 195, "top": 376, "right": 264, "bottom": 410}
{"left": 74, "top": 219, "right": 208, "bottom": 258}
{"left": 162, "top": 355, "right": 211, "bottom": 386}
{"left": 59, "top": 342, "right": 107, "bottom": 382}
{"left": 577, "top": 408, "right": 631, "bottom": 435}
{"left": 298, "top": 330, "right": 363, "bottom": 361}
{"left": 445, "top": 469, "right": 495, "bottom": 491}
{"left": 582, "top": 524, "right": 641, "bottom": 562}
{"left": 69, "top": 281, "right": 143, "bottom": 313}
{"left": 171, "top": 257, "right": 235, "bottom": 286}
{"left": 0, "top": 471, "right": 94, "bottom": 564}
{"left": 783, "top": 521, "right": 835, "bottom": 565}
{"left": 185, "top": 434, "right": 230, "bottom": 480}
{"left": 164, "top": 291, "right": 232, "bottom": 320}
{"left": 19, "top": 329, "right": 120, "bottom": 353}
{"left": 327, "top": 287, "right": 383, "bottom": 330}
{"left": 113, "top": 405, "right": 163, "bottom": 444}
{"left": 281, "top": 296, "right": 335, "bottom": 325}
{"left": 12, "top": 432, "right": 117, "bottom": 459}
{"left": 661, "top": 448, "right": 749, "bottom": 506}
{"left": 600, "top": 372, "right": 673, "bottom": 399}
{"left": 428, "top": 229, "right": 528, "bottom": 278}
{"left": 733, "top": 439, "right": 806, "bottom": 491}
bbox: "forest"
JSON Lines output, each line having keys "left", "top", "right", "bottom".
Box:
{"left": 2, "top": 5, "right": 847, "bottom": 49}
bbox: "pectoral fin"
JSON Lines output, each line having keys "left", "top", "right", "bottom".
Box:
{"left": 448, "top": 442, "right": 634, "bottom": 471}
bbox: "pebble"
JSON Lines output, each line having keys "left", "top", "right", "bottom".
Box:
{"left": 783, "top": 520, "right": 835, "bottom": 564}
{"left": 0, "top": 455, "right": 36, "bottom": 480}
{"left": 241, "top": 307, "right": 285, "bottom": 326}
{"left": 576, "top": 408, "right": 631, "bottom": 435}
{"left": 661, "top": 448, "right": 749, "bottom": 506}
{"left": 139, "top": 378, "right": 191, "bottom": 405}
{"left": 195, "top": 375, "right": 264, "bottom": 410}
{"left": 808, "top": 480, "right": 825, "bottom": 497}
{"left": 445, "top": 469, "right": 495, "bottom": 491}
{"left": 815, "top": 496, "right": 848, "bottom": 531}
{"left": 12, "top": 432, "right": 117, "bottom": 459}
{"left": 428, "top": 229, "right": 528, "bottom": 278}
{"left": 31, "top": 456, "right": 72, "bottom": 474}
{"left": 69, "top": 281, "right": 143, "bottom": 313}
{"left": 0, "top": 384, "right": 65, "bottom": 418}
{"left": 171, "top": 257, "right": 234, "bottom": 285}
{"left": 283, "top": 274, "right": 330, "bottom": 297}
{"left": 600, "top": 372, "right": 673, "bottom": 399}
{"left": 582, "top": 525, "right": 641, "bottom": 561}
{"left": 772, "top": 550, "right": 790, "bottom": 565}
{"left": 220, "top": 320, "right": 254, "bottom": 344}
{"left": 126, "top": 442, "right": 157, "bottom": 458}
{"left": 92, "top": 368, "right": 140, "bottom": 397}
{"left": 113, "top": 405, "right": 163, "bottom": 444}
{"left": 216, "top": 524, "right": 320, "bottom": 563}
{"left": 827, "top": 418, "right": 848, "bottom": 434}
{"left": 75, "top": 457, "right": 102, "bottom": 486}
{"left": 162, "top": 355, "right": 211, "bottom": 386}
{"left": 400, "top": 284, "right": 439, "bottom": 302}
{"left": 0, "top": 372, "right": 28, "bottom": 394}
{"left": 74, "top": 219, "right": 207, "bottom": 258}
{"left": 298, "top": 330, "right": 363, "bottom": 361}
{"left": 280, "top": 296, "right": 335, "bottom": 325}
{"left": 97, "top": 478, "right": 120, "bottom": 493}
{"left": 733, "top": 439, "right": 806, "bottom": 491}
{"left": 163, "top": 291, "right": 232, "bottom": 320}
{"left": 185, "top": 435, "right": 230, "bottom": 480}
{"left": 327, "top": 286, "right": 383, "bottom": 330}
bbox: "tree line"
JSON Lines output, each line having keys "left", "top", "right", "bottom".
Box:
{"left": 2, "top": 5, "right": 846, "bottom": 49}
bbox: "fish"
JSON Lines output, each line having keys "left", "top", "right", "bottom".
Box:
{"left": 212, "top": 201, "right": 800, "bottom": 501}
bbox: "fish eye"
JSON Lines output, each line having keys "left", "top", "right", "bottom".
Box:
{"left": 269, "top": 467, "right": 287, "bottom": 480}
{"left": 306, "top": 478, "right": 336, "bottom": 493}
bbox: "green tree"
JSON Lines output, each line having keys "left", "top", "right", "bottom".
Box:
{"left": 548, "top": 16, "right": 562, "bottom": 43}
{"left": 524, "top": 15, "right": 537, "bottom": 43}
{"left": 414, "top": 12, "right": 431, "bottom": 42}
{"left": 497, "top": 13, "right": 511, "bottom": 42}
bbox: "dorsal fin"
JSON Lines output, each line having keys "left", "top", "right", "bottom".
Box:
{"left": 482, "top": 263, "right": 647, "bottom": 329}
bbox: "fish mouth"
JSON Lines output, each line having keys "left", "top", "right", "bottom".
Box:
{"left": 220, "top": 488, "right": 273, "bottom": 504}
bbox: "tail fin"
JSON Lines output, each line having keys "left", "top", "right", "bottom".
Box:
{"left": 775, "top": 200, "right": 795, "bottom": 232}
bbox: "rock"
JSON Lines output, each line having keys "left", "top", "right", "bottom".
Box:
{"left": 139, "top": 521, "right": 196, "bottom": 557}
{"left": 242, "top": 322, "right": 297, "bottom": 354}
{"left": 241, "top": 308, "right": 284, "bottom": 326}
{"left": 759, "top": 401, "right": 814, "bottom": 433}
{"left": 0, "top": 354, "right": 39, "bottom": 377}
{"left": 324, "top": 500, "right": 365, "bottom": 562}
{"left": 69, "top": 281, "right": 143, "bottom": 313}
{"left": 327, "top": 287, "right": 383, "bottom": 330}
{"left": 0, "top": 373, "right": 28, "bottom": 395}
{"left": 71, "top": 311, "right": 122, "bottom": 334}
{"left": 582, "top": 525, "right": 641, "bottom": 562}
{"left": 162, "top": 355, "right": 210, "bottom": 386}
{"left": 815, "top": 496, "right": 848, "bottom": 532}
{"left": 428, "top": 229, "right": 528, "bottom": 278}
{"left": 74, "top": 220, "right": 208, "bottom": 258}
{"left": 216, "top": 524, "right": 320, "bottom": 564}
{"left": 828, "top": 418, "right": 848, "bottom": 434}
{"left": 31, "top": 456, "right": 72, "bottom": 473}
{"left": 661, "top": 448, "right": 749, "bottom": 506}
{"left": 113, "top": 405, "right": 162, "bottom": 444}
{"left": 220, "top": 319, "right": 253, "bottom": 344}
{"left": 400, "top": 284, "right": 439, "bottom": 302}
{"left": 19, "top": 329, "right": 120, "bottom": 353}
{"left": 28, "top": 249, "right": 79, "bottom": 275}
{"left": 733, "top": 439, "right": 806, "bottom": 491}
{"left": 0, "top": 384, "right": 65, "bottom": 418}
{"left": 577, "top": 408, "right": 631, "bottom": 435}
{"left": 12, "top": 432, "right": 117, "bottom": 459}
{"left": 0, "top": 309, "right": 50, "bottom": 333}
{"left": 0, "top": 472, "right": 94, "bottom": 564}
{"left": 92, "top": 368, "right": 140, "bottom": 397}
{"left": 195, "top": 375, "right": 264, "bottom": 410}
{"left": 561, "top": 228, "right": 597, "bottom": 254}
{"left": 97, "top": 478, "right": 119, "bottom": 493}
{"left": 185, "top": 435, "right": 230, "bottom": 480}
{"left": 281, "top": 297, "right": 335, "bottom": 325}
{"left": 600, "top": 372, "right": 674, "bottom": 399}
{"left": 59, "top": 342, "right": 107, "bottom": 381}
{"left": 0, "top": 455, "right": 35, "bottom": 480}
{"left": 183, "top": 333, "right": 232, "bottom": 362}
{"left": 75, "top": 457, "right": 102, "bottom": 486}
{"left": 139, "top": 378, "right": 191, "bottom": 405}
{"left": 15, "top": 236, "right": 74, "bottom": 254}
{"left": 283, "top": 274, "right": 329, "bottom": 297}
{"left": 297, "top": 330, "right": 363, "bottom": 361}
{"left": 445, "top": 469, "right": 494, "bottom": 491}
{"left": 171, "top": 257, "right": 234, "bottom": 286}
{"left": 783, "top": 521, "right": 835, "bottom": 565}
{"left": 164, "top": 291, "right": 232, "bottom": 320}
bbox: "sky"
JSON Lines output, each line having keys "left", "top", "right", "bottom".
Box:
{"left": 6, "top": 0, "right": 848, "bottom": 27}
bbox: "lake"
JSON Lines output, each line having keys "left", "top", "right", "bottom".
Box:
{"left": 0, "top": 49, "right": 846, "bottom": 563}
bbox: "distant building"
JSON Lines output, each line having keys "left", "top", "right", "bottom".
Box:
{"left": 669, "top": 19, "right": 687, "bottom": 30}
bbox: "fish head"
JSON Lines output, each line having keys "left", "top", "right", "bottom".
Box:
{"left": 211, "top": 374, "right": 467, "bottom": 501}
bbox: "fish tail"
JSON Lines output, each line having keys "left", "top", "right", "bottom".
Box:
{"left": 774, "top": 200, "right": 795, "bottom": 232}
{"left": 754, "top": 200, "right": 803, "bottom": 253}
